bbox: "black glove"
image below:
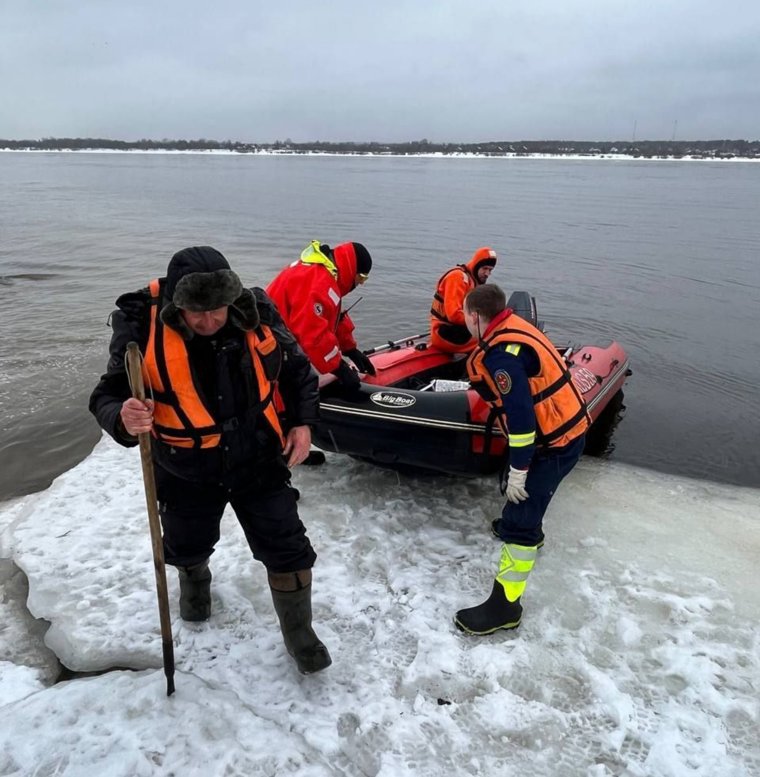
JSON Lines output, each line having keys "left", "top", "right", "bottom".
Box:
{"left": 345, "top": 347, "right": 376, "bottom": 376}
{"left": 332, "top": 360, "right": 362, "bottom": 393}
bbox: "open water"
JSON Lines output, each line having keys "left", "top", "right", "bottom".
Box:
{"left": 1, "top": 151, "right": 758, "bottom": 499}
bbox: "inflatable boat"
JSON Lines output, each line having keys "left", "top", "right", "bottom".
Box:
{"left": 312, "top": 292, "right": 631, "bottom": 477}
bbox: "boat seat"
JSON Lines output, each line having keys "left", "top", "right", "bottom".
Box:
{"left": 420, "top": 379, "right": 471, "bottom": 392}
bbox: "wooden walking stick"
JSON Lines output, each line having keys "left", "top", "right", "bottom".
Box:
{"left": 125, "top": 341, "right": 176, "bottom": 696}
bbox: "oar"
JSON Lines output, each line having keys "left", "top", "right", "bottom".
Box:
{"left": 125, "top": 342, "right": 176, "bottom": 697}
{"left": 363, "top": 332, "right": 430, "bottom": 356}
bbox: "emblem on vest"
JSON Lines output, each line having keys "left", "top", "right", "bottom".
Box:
{"left": 494, "top": 370, "right": 512, "bottom": 394}
{"left": 314, "top": 302, "right": 323, "bottom": 316}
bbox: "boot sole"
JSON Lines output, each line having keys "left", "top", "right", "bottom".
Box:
{"left": 289, "top": 649, "right": 332, "bottom": 674}
{"left": 298, "top": 656, "right": 333, "bottom": 675}
{"left": 180, "top": 613, "right": 210, "bottom": 622}
{"left": 453, "top": 616, "right": 521, "bottom": 635}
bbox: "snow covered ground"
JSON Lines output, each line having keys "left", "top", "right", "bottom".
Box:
{"left": 0, "top": 435, "right": 758, "bottom": 777}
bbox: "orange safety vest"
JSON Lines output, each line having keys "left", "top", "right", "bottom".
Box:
{"left": 430, "top": 265, "right": 475, "bottom": 323}
{"left": 142, "top": 279, "right": 285, "bottom": 449}
{"left": 467, "top": 312, "right": 590, "bottom": 449}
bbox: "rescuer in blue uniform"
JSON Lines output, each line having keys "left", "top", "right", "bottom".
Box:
{"left": 455, "top": 284, "right": 590, "bottom": 634}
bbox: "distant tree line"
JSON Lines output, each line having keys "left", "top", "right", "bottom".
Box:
{"left": 1, "top": 136, "right": 759, "bottom": 158}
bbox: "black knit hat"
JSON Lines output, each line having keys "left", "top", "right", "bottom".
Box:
{"left": 353, "top": 243, "right": 372, "bottom": 275}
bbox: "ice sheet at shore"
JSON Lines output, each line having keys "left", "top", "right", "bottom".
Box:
{"left": 0, "top": 436, "right": 758, "bottom": 776}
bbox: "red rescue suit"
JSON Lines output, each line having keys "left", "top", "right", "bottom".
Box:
{"left": 266, "top": 243, "right": 360, "bottom": 374}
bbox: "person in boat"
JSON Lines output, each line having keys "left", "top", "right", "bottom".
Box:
{"left": 429, "top": 246, "right": 498, "bottom": 353}
{"left": 266, "top": 240, "right": 375, "bottom": 393}
{"left": 89, "top": 246, "right": 331, "bottom": 675}
{"left": 454, "top": 283, "right": 590, "bottom": 635}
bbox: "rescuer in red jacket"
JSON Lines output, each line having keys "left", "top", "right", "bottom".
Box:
{"left": 266, "top": 241, "right": 375, "bottom": 392}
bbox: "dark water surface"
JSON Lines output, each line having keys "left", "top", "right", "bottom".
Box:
{"left": 1, "top": 152, "right": 759, "bottom": 499}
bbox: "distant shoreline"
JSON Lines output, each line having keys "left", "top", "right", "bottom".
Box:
{"left": 2, "top": 148, "right": 759, "bottom": 162}
{"left": 4, "top": 136, "right": 758, "bottom": 160}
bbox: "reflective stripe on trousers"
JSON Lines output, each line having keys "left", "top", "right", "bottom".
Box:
{"left": 496, "top": 543, "right": 538, "bottom": 602}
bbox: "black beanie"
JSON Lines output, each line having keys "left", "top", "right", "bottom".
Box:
{"left": 353, "top": 243, "right": 372, "bottom": 275}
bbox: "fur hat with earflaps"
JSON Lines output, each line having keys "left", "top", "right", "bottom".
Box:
{"left": 159, "top": 246, "right": 259, "bottom": 339}
{"left": 172, "top": 268, "right": 242, "bottom": 311}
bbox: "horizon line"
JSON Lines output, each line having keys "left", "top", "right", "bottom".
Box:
{"left": 2, "top": 136, "right": 759, "bottom": 145}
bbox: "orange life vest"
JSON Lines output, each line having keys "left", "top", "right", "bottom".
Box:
{"left": 430, "top": 265, "right": 475, "bottom": 324}
{"left": 142, "top": 279, "right": 285, "bottom": 449}
{"left": 467, "top": 312, "right": 590, "bottom": 448}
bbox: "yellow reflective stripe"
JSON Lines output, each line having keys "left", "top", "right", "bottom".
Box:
{"left": 505, "top": 343, "right": 521, "bottom": 356}
{"left": 496, "top": 544, "right": 537, "bottom": 602}
{"left": 300, "top": 241, "right": 338, "bottom": 278}
{"left": 508, "top": 431, "right": 536, "bottom": 447}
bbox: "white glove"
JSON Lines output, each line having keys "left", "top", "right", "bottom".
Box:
{"left": 505, "top": 466, "right": 529, "bottom": 504}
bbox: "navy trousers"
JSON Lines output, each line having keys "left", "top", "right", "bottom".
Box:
{"left": 493, "top": 434, "right": 585, "bottom": 546}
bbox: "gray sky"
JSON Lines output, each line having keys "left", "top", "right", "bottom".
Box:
{"left": 2, "top": 0, "right": 759, "bottom": 142}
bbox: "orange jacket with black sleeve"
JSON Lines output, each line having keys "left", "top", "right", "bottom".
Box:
{"left": 89, "top": 289, "right": 318, "bottom": 483}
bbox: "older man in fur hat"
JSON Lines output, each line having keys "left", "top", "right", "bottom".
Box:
{"left": 89, "top": 246, "right": 331, "bottom": 675}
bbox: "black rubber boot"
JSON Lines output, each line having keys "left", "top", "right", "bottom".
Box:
{"left": 178, "top": 560, "right": 212, "bottom": 622}
{"left": 269, "top": 572, "right": 332, "bottom": 674}
{"left": 454, "top": 580, "right": 522, "bottom": 635}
